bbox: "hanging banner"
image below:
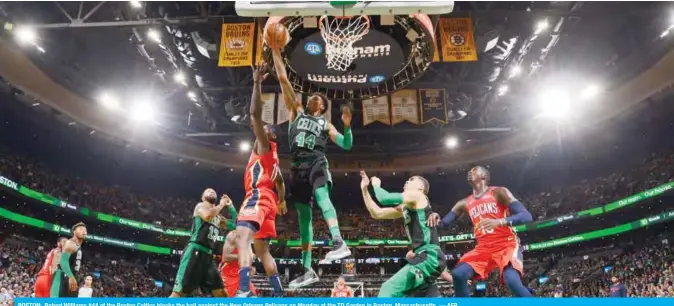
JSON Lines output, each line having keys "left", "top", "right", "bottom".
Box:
{"left": 277, "top": 93, "right": 302, "bottom": 124}
{"left": 260, "top": 93, "right": 276, "bottom": 124}
{"left": 433, "top": 36, "right": 440, "bottom": 62}
{"left": 439, "top": 18, "right": 478, "bottom": 62}
{"left": 218, "top": 23, "right": 256, "bottom": 67}
{"left": 391, "top": 89, "right": 419, "bottom": 125}
{"left": 419, "top": 89, "right": 447, "bottom": 124}
{"left": 255, "top": 21, "right": 265, "bottom": 65}
{"left": 362, "top": 96, "right": 391, "bottom": 125}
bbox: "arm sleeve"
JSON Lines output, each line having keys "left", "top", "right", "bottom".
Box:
{"left": 59, "top": 252, "right": 75, "bottom": 279}
{"left": 505, "top": 201, "right": 533, "bottom": 226}
{"left": 225, "top": 206, "right": 238, "bottom": 230}
{"left": 369, "top": 185, "right": 403, "bottom": 206}
{"left": 333, "top": 127, "right": 353, "bottom": 150}
{"left": 439, "top": 211, "right": 458, "bottom": 228}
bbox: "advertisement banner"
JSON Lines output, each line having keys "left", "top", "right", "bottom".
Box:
{"left": 218, "top": 23, "right": 256, "bottom": 67}
{"left": 390, "top": 89, "right": 419, "bottom": 125}
{"left": 260, "top": 93, "right": 276, "bottom": 124}
{"left": 0, "top": 175, "right": 18, "bottom": 190}
{"left": 362, "top": 96, "right": 391, "bottom": 125}
{"left": 419, "top": 89, "right": 448, "bottom": 124}
{"left": 439, "top": 17, "right": 478, "bottom": 62}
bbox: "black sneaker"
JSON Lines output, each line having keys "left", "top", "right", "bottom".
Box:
{"left": 288, "top": 268, "right": 320, "bottom": 289}
{"left": 324, "top": 239, "right": 351, "bottom": 261}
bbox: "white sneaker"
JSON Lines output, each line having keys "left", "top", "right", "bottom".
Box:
{"left": 289, "top": 268, "right": 320, "bottom": 289}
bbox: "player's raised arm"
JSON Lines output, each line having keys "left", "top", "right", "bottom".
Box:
{"left": 328, "top": 104, "right": 353, "bottom": 151}
{"left": 195, "top": 195, "right": 231, "bottom": 222}
{"left": 360, "top": 171, "right": 403, "bottom": 220}
{"left": 222, "top": 232, "right": 239, "bottom": 262}
{"left": 427, "top": 198, "right": 467, "bottom": 228}
{"left": 250, "top": 64, "right": 271, "bottom": 155}
{"left": 271, "top": 49, "right": 303, "bottom": 121}
{"left": 60, "top": 240, "right": 79, "bottom": 292}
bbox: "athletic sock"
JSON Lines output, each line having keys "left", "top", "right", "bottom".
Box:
{"left": 302, "top": 250, "right": 312, "bottom": 271}
{"left": 239, "top": 267, "right": 251, "bottom": 292}
{"left": 314, "top": 185, "right": 343, "bottom": 241}
{"left": 269, "top": 274, "right": 283, "bottom": 296}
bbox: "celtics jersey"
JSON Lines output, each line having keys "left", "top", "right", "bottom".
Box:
{"left": 288, "top": 112, "right": 330, "bottom": 162}
{"left": 402, "top": 205, "right": 439, "bottom": 250}
{"left": 58, "top": 241, "right": 82, "bottom": 275}
{"left": 189, "top": 214, "right": 221, "bottom": 250}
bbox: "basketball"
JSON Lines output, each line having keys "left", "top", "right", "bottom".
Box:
{"left": 264, "top": 23, "right": 289, "bottom": 50}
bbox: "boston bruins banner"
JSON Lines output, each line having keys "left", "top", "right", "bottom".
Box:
{"left": 419, "top": 89, "right": 448, "bottom": 124}
{"left": 260, "top": 93, "right": 275, "bottom": 124}
{"left": 391, "top": 89, "right": 419, "bottom": 125}
{"left": 276, "top": 92, "right": 302, "bottom": 124}
{"left": 218, "top": 23, "right": 255, "bottom": 67}
{"left": 439, "top": 18, "right": 478, "bottom": 62}
{"left": 362, "top": 96, "right": 391, "bottom": 126}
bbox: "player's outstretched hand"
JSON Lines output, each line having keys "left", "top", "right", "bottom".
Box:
{"left": 341, "top": 104, "right": 352, "bottom": 127}
{"left": 359, "top": 170, "right": 370, "bottom": 190}
{"left": 277, "top": 200, "right": 288, "bottom": 215}
{"left": 252, "top": 63, "right": 269, "bottom": 83}
{"left": 220, "top": 194, "right": 233, "bottom": 207}
{"left": 476, "top": 218, "right": 504, "bottom": 231}
{"left": 426, "top": 212, "right": 441, "bottom": 227}
{"left": 371, "top": 176, "right": 381, "bottom": 187}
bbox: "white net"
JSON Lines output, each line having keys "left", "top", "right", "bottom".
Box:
{"left": 319, "top": 15, "right": 371, "bottom": 72}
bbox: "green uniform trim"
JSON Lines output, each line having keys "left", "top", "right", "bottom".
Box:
{"left": 378, "top": 244, "right": 442, "bottom": 297}
{"left": 225, "top": 205, "right": 238, "bottom": 231}
{"left": 59, "top": 252, "right": 75, "bottom": 279}
{"left": 333, "top": 127, "right": 353, "bottom": 150}
{"left": 373, "top": 186, "right": 404, "bottom": 206}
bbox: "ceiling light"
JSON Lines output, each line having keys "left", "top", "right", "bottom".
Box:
{"left": 580, "top": 84, "right": 602, "bottom": 101}
{"left": 174, "top": 71, "right": 186, "bottom": 85}
{"left": 445, "top": 136, "right": 459, "bottom": 149}
{"left": 538, "top": 89, "right": 570, "bottom": 119}
{"left": 239, "top": 141, "right": 251, "bottom": 152}
{"left": 497, "top": 84, "right": 509, "bottom": 96}
{"left": 509, "top": 66, "right": 522, "bottom": 78}
{"left": 98, "top": 92, "right": 120, "bottom": 110}
{"left": 14, "top": 27, "right": 37, "bottom": 45}
{"left": 129, "top": 1, "right": 142, "bottom": 9}
{"left": 534, "top": 20, "right": 549, "bottom": 35}
{"left": 187, "top": 91, "right": 198, "bottom": 101}
{"left": 147, "top": 29, "right": 161, "bottom": 43}
{"left": 130, "top": 101, "right": 156, "bottom": 123}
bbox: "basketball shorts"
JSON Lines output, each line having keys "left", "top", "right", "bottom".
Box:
{"left": 379, "top": 245, "right": 446, "bottom": 297}
{"left": 458, "top": 242, "right": 523, "bottom": 283}
{"left": 411, "top": 282, "right": 442, "bottom": 297}
{"left": 288, "top": 157, "right": 332, "bottom": 205}
{"left": 237, "top": 191, "right": 277, "bottom": 239}
{"left": 34, "top": 274, "right": 51, "bottom": 298}
{"left": 50, "top": 271, "right": 77, "bottom": 297}
{"left": 173, "top": 243, "right": 224, "bottom": 294}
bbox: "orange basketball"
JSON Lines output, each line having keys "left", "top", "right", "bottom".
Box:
{"left": 264, "top": 23, "right": 289, "bottom": 50}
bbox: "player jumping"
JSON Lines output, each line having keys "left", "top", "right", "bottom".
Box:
{"left": 50, "top": 223, "right": 87, "bottom": 297}
{"left": 234, "top": 64, "right": 286, "bottom": 297}
{"left": 331, "top": 277, "right": 354, "bottom": 297}
{"left": 272, "top": 47, "right": 353, "bottom": 289}
{"left": 220, "top": 231, "right": 258, "bottom": 297}
{"left": 34, "top": 237, "right": 67, "bottom": 297}
{"left": 427, "top": 166, "right": 533, "bottom": 297}
{"left": 359, "top": 171, "right": 446, "bottom": 297}
{"left": 170, "top": 189, "right": 233, "bottom": 297}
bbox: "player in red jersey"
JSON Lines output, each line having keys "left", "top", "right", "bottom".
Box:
{"left": 331, "top": 277, "right": 354, "bottom": 297}
{"left": 34, "top": 237, "right": 67, "bottom": 297}
{"left": 234, "top": 64, "right": 286, "bottom": 297}
{"left": 219, "top": 232, "right": 257, "bottom": 297}
{"left": 427, "top": 166, "right": 533, "bottom": 297}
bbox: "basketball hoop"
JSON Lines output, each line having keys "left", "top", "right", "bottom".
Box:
{"left": 319, "top": 15, "right": 371, "bottom": 72}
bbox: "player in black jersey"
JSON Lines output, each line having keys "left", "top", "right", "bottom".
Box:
{"left": 50, "top": 222, "right": 87, "bottom": 297}
{"left": 170, "top": 188, "right": 234, "bottom": 297}
{"left": 272, "top": 48, "right": 354, "bottom": 289}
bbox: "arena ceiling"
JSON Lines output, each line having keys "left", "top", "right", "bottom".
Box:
{"left": 0, "top": 1, "right": 673, "bottom": 169}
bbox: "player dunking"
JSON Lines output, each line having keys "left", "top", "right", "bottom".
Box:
{"left": 427, "top": 166, "right": 533, "bottom": 297}
{"left": 34, "top": 237, "right": 67, "bottom": 297}
{"left": 170, "top": 189, "right": 232, "bottom": 297}
{"left": 272, "top": 47, "right": 353, "bottom": 289}
{"left": 359, "top": 171, "right": 446, "bottom": 297}
{"left": 331, "top": 277, "right": 354, "bottom": 297}
{"left": 50, "top": 223, "right": 87, "bottom": 297}
{"left": 233, "top": 64, "right": 286, "bottom": 297}
{"left": 219, "top": 231, "right": 257, "bottom": 297}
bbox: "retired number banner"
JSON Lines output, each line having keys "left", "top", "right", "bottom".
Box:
{"left": 260, "top": 93, "right": 276, "bottom": 124}
{"left": 362, "top": 96, "right": 391, "bottom": 126}
{"left": 439, "top": 17, "right": 478, "bottom": 62}
{"left": 218, "top": 23, "right": 255, "bottom": 67}
{"left": 419, "top": 89, "right": 448, "bottom": 124}
{"left": 391, "top": 89, "right": 419, "bottom": 125}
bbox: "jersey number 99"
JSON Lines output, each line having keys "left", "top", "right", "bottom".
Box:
{"left": 294, "top": 132, "right": 316, "bottom": 150}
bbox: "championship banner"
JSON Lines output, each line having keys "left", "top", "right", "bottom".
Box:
{"left": 260, "top": 93, "right": 275, "bottom": 124}
{"left": 218, "top": 22, "right": 255, "bottom": 67}
{"left": 391, "top": 89, "right": 419, "bottom": 125}
{"left": 439, "top": 17, "right": 478, "bottom": 62}
{"left": 254, "top": 21, "right": 264, "bottom": 65}
{"left": 276, "top": 92, "right": 301, "bottom": 124}
{"left": 419, "top": 89, "right": 448, "bottom": 124}
{"left": 362, "top": 96, "right": 391, "bottom": 125}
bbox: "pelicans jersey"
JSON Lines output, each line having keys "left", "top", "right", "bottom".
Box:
{"left": 219, "top": 249, "right": 257, "bottom": 297}
{"left": 332, "top": 286, "right": 353, "bottom": 297}
{"left": 34, "top": 248, "right": 59, "bottom": 297}
{"left": 458, "top": 187, "right": 524, "bottom": 282}
{"left": 238, "top": 141, "right": 280, "bottom": 239}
